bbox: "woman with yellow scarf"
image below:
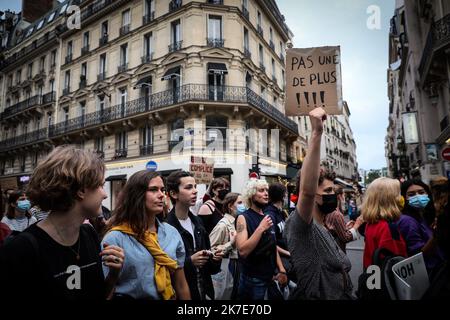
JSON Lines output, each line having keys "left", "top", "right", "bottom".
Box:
{"left": 102, "top": 170, "right": 191, "bottom": 300}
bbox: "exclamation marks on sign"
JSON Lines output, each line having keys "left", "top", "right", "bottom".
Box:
{"left": 295, "top": 91, "right": 326, "bottom": 108}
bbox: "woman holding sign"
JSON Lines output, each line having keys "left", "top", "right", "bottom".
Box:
{"left": 284, "top": 107, "right": 354, "bottom": 300}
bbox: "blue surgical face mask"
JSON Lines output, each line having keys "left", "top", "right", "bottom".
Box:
{"left": 16, "top": 199, "right": 31, "bottom": 212}
{"left": 408, "top": 194, "right": 430, "bottom": 209}
{"left": 236, "top": 203, "right": 246, "bottom": 214}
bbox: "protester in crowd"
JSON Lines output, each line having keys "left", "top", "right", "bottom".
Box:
{"left": 30, "top": 205, "right": 49, "bottom": 222}
{"left": 103, "top": 170, "right": 190, "bottom": 300}
{"left": 0, "top": 146, "right": 124, "bottom": 300}
{"left": 209, "top": 192, "right": 243, "bottom": 299}
{"left": 284, "top": 108, "right": 354, "bottom": 300}
{"left": 430, "top": 177, "right": 450, "bottom": 217}
{"left": 397, "top": 179, "right": 444, "bottom": 274}
{"left": 361, "top": 177, "right": 408, "bottom": 269}
{"left": 324, "top": 185, "right": 363, "bottom": 253}
{"left": 2, "top": 188, "right": 14, "bottom": 217}
{"left": 289, "top": 171, "right": 301, "bottom": 215}
{"left": 1, "top": 190, "right": 37, "bottom": 233}
{"left": 166, "top": 171, "right": 222, "bottom": 300}
{"left": 198, "top": 177, "right": 230, "bottom": 234}
{"left": 236, "top": 179, "right": 287, "bottom": 300}
{"left": 0, "top": 221, "right": 11, "bottom": 246}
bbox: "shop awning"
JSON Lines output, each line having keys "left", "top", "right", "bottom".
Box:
{"left": 208, "top": 63, "right": 228, "bottom": 74}
{"left": 213, "top": 168, "right": 233, "bottom": 176}
{"left": 161, "top": 66, "right": 180, "bottom": 80}
{"left": 135, "top": 76, "right": 152, "bottom": 87}
{"left": 105, "top": 174, "right": 127, "bottom": 181}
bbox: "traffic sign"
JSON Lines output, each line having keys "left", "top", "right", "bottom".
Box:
{"left": 146, "top": 160, "right": 157, "bottom": 171}
{"left": 442, "top": 147, "right": 450, "bottom": 161}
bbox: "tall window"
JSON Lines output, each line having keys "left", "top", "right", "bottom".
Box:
{"left": 63, "top": 107, "right": 69, "bottom": 123}
{"left": 119, "top": 88, "right": 127, "bottom": 116}
{"left": 244, "top": 27, "right": 249, "bottom": 50}
{"left": 171, "top": 20, "right": 181, "bottom": 44}
{"left": 51, "top": 50, "right": 57, "bottom": 67}
{"left": 206, "top": 116, "right": 227, "bottom": 146}
{"left": 100, "top": 53, "right": 107, "bottom": 75}
{"left": 261, "top": 86, "right": 266, "bottom": 100}
{"left": 243, "top": 0, "right": 248, "bottom": 9}
{"left": 95, "top": 136, "right": 104, "bottom": 152}
{"left": 270, "top": 27, "right": 273, "bottom": 42}
{"left": 116, "top": 131, "right": 128, "bottom": 150}
{"left": 259, "top": 44, "right": 264, "bottom": 66}
{"left": 67, "top": 41, "right": 73, "bottom": 56}
{"left": 144, "top": 33, "right": 153, "bottom": 59}
{"left": 81, "top": 62, "right": 87, "bottom": 78}
{"left": 47, "top": 112, "right": 52, "bottom": 128}
{"left": 64, "top": 70, "right": 71, "bottom": 89}
{"left": 141, "top": 124, "right": 153, "bottom": 146}
{"left": 28, "top": 63, "right": 33, "bottom": 79}
{"left": 208, "top": 15, "right": 222, "bottom": 40}
{"left": 257, "top": 11, "right": 262, "bottom": 26}
{"left": 50, "top": 79, "right": 55, "bottom": 93}
{"left": 97, "top": 95, "right": 106, "bottom": 112}
{"left": 16, "top": 69, "right": 21, "bottom": 84}
{"left": 79, "top": 101, "right": 86, "bottom": 124}
{"left": 36, "top": 117, "right": 42, "bottom": 131}
{"left": 120, "top": 43, "right": 128, "bottom": 66}
{"left": 37, "top": 85, "right": 43, "bottom": 97}
{"left": 101, "top": 21, "right": 108, "bottom": 36}
{"left": 281, "top": 70, "right": 285, "bottom": 90}
{"left": 39, "top": 56, "right": 46, "bottom": 72}
{"left": 122, "top": 9, "right": 131, "bottom": 27}
{"left": 272, "top": 58, "right": 275, "bottom": 77}
{"left": 83, "top": 31, "right": 90, "bottom": 47}
{"left": 145, "top": 0, "right": 155, "bottom": 16}
{"left": 170, "top": 118, "right": 184, "bottom": 142}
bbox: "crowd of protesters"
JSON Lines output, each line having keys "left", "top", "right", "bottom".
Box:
{"left": 0, "top": 107, "right": 449, "bottom": 300}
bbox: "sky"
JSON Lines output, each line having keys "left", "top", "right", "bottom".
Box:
{"left": 0, "top": 0, "right": 395, "bottom": 171}
{"left": 277, "top": 0, "right": 395, "bottom": 171}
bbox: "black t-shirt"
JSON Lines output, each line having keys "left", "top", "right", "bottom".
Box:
{"left": 0, "top": 223, "right": 105, "bottom": 300}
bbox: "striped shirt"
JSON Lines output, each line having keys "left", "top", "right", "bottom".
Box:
{"left": 1, "top": 216, "right": 37, "bottom": 232}
{"left": 30, "top": 206, "right": 49, "bottom": 222}
{"left": 324, "top": 209, "right": 359, "bottom": 252}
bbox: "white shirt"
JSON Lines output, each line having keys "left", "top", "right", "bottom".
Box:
{"left": 178, "top": 216, "right": 196, "bottom": 248}
{"left": 1, "top": 216, "right": 37, "bottom": 232}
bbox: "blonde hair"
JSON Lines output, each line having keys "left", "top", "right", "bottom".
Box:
{"left": 361, "top": 177, "right": 401, "bottom": 224}
{"left": 242, "top": 179, "right": 269, "bottom": 208}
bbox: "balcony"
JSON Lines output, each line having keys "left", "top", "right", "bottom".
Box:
{"left": 65, "top": 54, "right": 73, "bottom": 64}
{"left": 143, "top": 12, "right": 155, "bottom": 25}
{"left": 48, "top": 84, "right": 298, "bottom": 138}
{"left": 42, "top": 91, "right": 56, "bottom": 104}
{"left": 97, "top": 72, "right": 107, "bottom": 81}
{"left": 81, "top": 45, "right": 90, "bottom": 56}
{"left": 169, "top": 0, "right": 182, "bottom": 12}
{"left": 120, "top": 24, "right": 131, "bottom": 36}
{"left": 79, "top": 78, "right": 87, "bottom": 89}
{"left": 118, "top": 63, "right": 129, "bottom": 73}
{"left": 168, "top": 41, "right": 183, "bottom": 53}
{"left": 244, "top": 48, "right": 251, "bottom": 59}
{"left": 0, "top": 128, "right": 48, "bottom": 152}
{"left": 257, "top": 25, "right": 264, "bottom": 37}
{"left": 62, "top": 87, "right": 71, "bottom": 96}
{"left": 242, "top": 6, "right": 249, "bottom": 20}
{"left": 269, "top": 40, "right": 275, "bottom": 51}
{"left": 1, "top": 94, "right": 45, "bottom": 120}
{"left": 114, "top": 148, "right": 128, "bottom": 159}
{"left": 141, "top": 53, "right": 154, "bottom": 64}
{"left": 419, "top": 14, "right": 450, "bottom": 84}
{"left": 207, "top": 0, "right": 223, "bottom": 4}
{"left": 260, "top": 63, "right": 266, "bottom": 73}
{"left": 207, "top": 38, "right": 224, "bottom": 48}
{"left": 140, "top": 144, "right": 154, "bottom": 156}
{"left": 99, "top": 35, "right": 108, "bottom": 46}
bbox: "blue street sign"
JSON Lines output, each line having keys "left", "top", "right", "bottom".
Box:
{"left": 146, "top": 160, "right": 157, "bottom": 172}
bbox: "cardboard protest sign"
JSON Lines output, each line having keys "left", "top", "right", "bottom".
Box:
{"left": 392, "top": 253, "right": 430, "bottom": 300}
{"left": 189, "top": 156, "right": 214, "bottom": 185}
{"left": 285, "top": 46, "right": 343, "bottom": 115}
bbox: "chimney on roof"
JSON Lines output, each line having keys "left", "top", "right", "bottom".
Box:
{"left": 22, "top": 0, "right": 54, "bottom": 23}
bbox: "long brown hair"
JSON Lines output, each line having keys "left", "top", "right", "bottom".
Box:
{"left": 222, "top": 193, "right": 240, "bottom": 215}
{"left": 107, "top": 170, "right": 163, "bottom": 241}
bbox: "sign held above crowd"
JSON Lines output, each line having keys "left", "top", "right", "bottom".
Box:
{"left": 285, "top": 46, "right": 343, "bottom": 116}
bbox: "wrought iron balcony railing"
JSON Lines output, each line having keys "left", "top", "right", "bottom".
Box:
{"left": 120, "top": 24, "right": 131, "bottom": 36}
{"left": 47, "top": 85, "right": 298, "bottom": 138}
{"left": 169, "top": 0, "right": 182, "bottom": 12}
{"left": 0, "top": 128, "right": 48, "bottom": 152}
{"left": 141, "top": 53, "right": 154, "bottom": 64}
{"left": 244, "top": 48, "right": 251, "bottom": 59}
{"left": 81, "top": 45, "right": 90, "bottom": 55}
{"left": 62, "top": 87, "right": 71, "bottom": 96}
{"left": 118, "top": 63, "right": 129, "bottom": 73}
{"left": 98, "top": 72, "right": 107, "bottom": 81}
{"left": 42, "top": 91, "right": 56, "bottom": 105}
{"left": 79, "top": 79, "right": 87, "bottom": 89}
{"left": 168, "top": 41, "right": 183, "bottom": 53}
{"left": 143, "top": 11, "right": 155, "bottom": 25}
{"left": 0, "top": 94, "right": 51, "bottom": 120}
{"left": 208, "top": 0, "right": 224, "bottom": 4}
{"left": 114, "top": 148, "right": 128, "bottom": 159}
{"left": 207, "top": 38, "right": 224, "bottom": 48}
{"left": 140, "top": 144, "right": 154, "bottom": 156}
{"left": 99, "top": 35, "right": 109, "bottom": 46}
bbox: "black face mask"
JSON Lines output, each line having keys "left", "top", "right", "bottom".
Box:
{"left": 218, "top": 189, "right": 229, "bottom": 201}
{"left": 317, "top": 194, "right": 338, "bottom": 215}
